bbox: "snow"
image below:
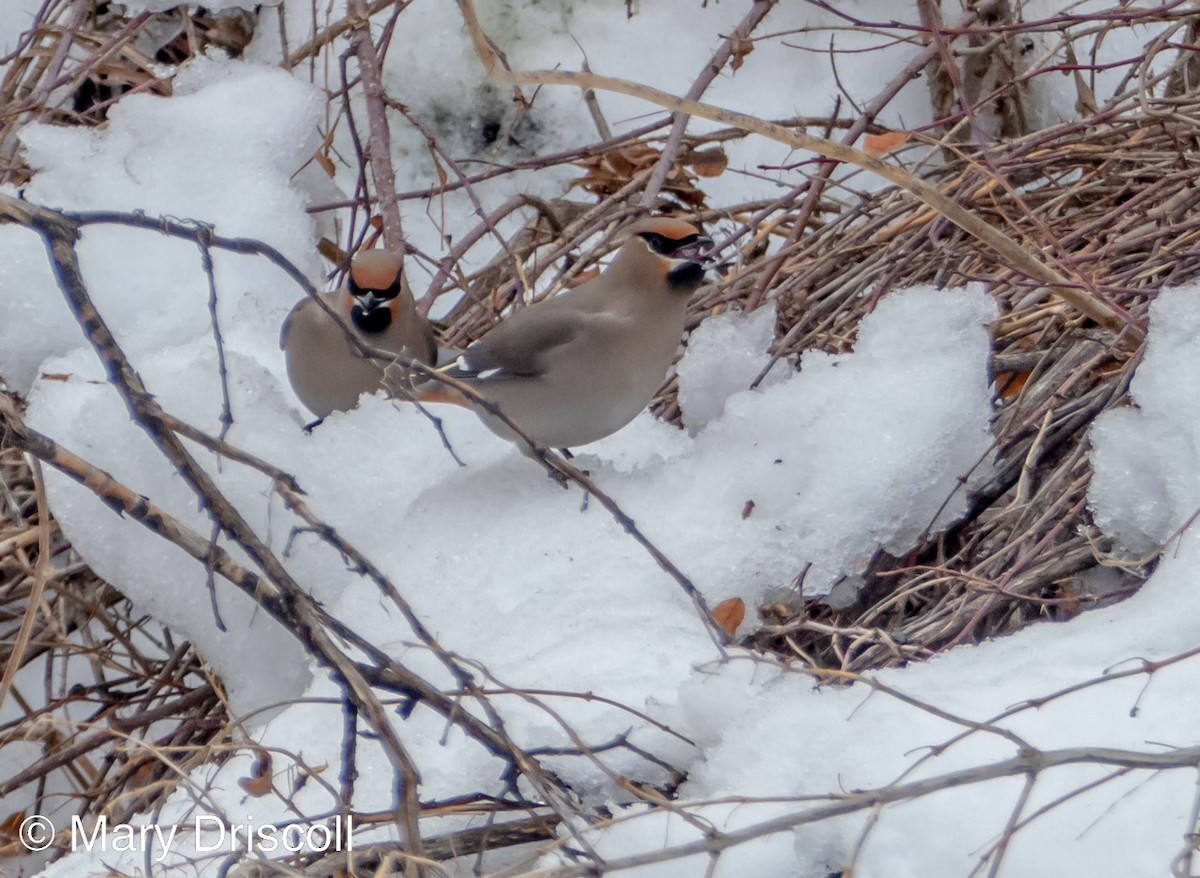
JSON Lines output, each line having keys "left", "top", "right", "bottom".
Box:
{"left": 26, "top": 343, "right": 319, "bottom": 714}
{"left": 544, "top": 508, "right": 1200, "bottom": 876}
{"left": 0, "top": 54, "right": 323, "bottom": 394}
{"left": 21, "top": 254, "right": 1001, "bottom": 872}
{"left": 0, "top": 0, "right": 42, "bottom": 57}
{"left": 1, "top": 2, "right": 1197, "bottom": 878}
{"left": 624, "top": 285, "right": 999, "bottom": 600}
{"left": 241, "top": 0, "right": 944, "bottom": 279}
{"left": 118, "top": 0, "right": 261, "bottom": 14}
{"left": 676, "top": 305, "right": 784, "bottom": 434}
{"left": 1089, "top": 287, "right": 1200, "bottom": 557}
{"left": 642, "top": 523, "right": 1200, "bottom": 877}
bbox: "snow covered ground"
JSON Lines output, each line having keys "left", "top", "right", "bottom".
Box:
{"left": 2, "top": 2, "right": 1198, "bottom": 877}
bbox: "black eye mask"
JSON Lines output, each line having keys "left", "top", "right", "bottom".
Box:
{"left": 347, "top": 277, "right": 403, "bottom": 302}
{"left": 638, "top": 231, "right": 712, "bottom": 261}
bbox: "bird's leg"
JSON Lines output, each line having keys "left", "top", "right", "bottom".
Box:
{"left": 560, "top": 448, "right": 593, "bottom": 512}
{"left": 303, "top": 418, "right": 324, "bottom": 433}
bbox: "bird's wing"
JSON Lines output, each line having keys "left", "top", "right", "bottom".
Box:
{"left": 416, "top": 316, "right": 440, "bottom": 365}
{"left": 279, "top": 297, "right": 315, "bottom": 349}
{"left": 446, "top": 308, "right": 616, "bottom": 380}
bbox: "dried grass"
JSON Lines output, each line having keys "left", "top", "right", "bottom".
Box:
{"left": 0, "top": 426, "right": 228, "bottom": 856}
{"left": 740, "top": 97, "right": 1200, "bottom": 669}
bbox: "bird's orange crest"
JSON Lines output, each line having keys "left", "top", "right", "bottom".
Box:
{"left": 350, "top": 249, "right": 404, "bottom": 289}
{"left": 639, "top": 217, "right": 700, "bottom": 239}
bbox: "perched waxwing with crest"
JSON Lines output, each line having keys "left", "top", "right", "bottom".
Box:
{"left": 420, "top": 217, "right": 712, "bottom": 449}
{"left": 281, "top": 249, "right": 437, "bottom": 425}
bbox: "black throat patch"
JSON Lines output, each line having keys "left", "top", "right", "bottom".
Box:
{"left": 667, "top": 261, "right": 705, "bottom": 291}
{"left": 351, "top": 304, "right": 393, "bottom": 334}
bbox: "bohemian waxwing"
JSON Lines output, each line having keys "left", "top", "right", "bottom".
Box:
{"left": 281, "top": 249, "right": 437, "bottom": 423}
{"left": 419, "top": 217, "right": 712, "bottom": 449}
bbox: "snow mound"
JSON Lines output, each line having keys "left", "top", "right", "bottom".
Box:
{"left": 652, "top": 285, "right": 997, "bottom": 597}
{"left": 26, "top": 343, "right": 319, "bottom": 713}
{"left": 676, "top": 304, "right": 784, "bottom": 433}
{"left": 24, "top": 276, "right": 1003, "bottom": 875}
{"left": 559, "top": 356, "right": 1200, "bottom": 877}
{"left": 547, "top": 291, "right": 1200, "bottom": 878}
{"left": 0, "top": 55, "right": 322, "bottom": 394}
{"left": 1089, "top": 285, "right": 1200, "bottom": 555}
{"left": 7, "top": 56, "right": 327, "bottom": 713}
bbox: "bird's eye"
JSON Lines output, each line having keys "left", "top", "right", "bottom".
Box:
{"left": 638, "top": 231, "right": 701, "bottom": 255}
{"left": 638, "top": 232, "right": 671, "bottom": 253}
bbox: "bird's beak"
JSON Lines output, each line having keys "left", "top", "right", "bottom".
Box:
{"left": 670, "top": 236, "right": 715, "bottom": 263}
{"left": 355, "top": 292, "right": 385, "bottom": 312}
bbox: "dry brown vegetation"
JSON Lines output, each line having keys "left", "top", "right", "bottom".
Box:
{"left": 2, "top": 1, "right": 1199, "bottom": 875}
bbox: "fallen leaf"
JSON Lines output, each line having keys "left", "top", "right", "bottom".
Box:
{"left": 1094, "top": 359, "right": 1128, "bottom": 377}
{"left": 318, "top": 238, "right": 347, "bottom": 265}
{"left": 865, "top": 130, "right": 911, "bottom": 156}
{"left": 0, "top": 811, "right": 26, "bottom": 843}
{"left": 238, "top": 749, "right": 273, "bottom": 797}
{"left": 291, "top": 760, "right": 328, "bottom": 795}
{"left": 1065, "top": 44, "right": 1098, "bottom": 116}
{"left": 729, "top": 37, "right": 753, "bottom": 72}
{"left": 128, "top": 753, "right": 158, "bottom": 791}
{"left": 995, "top": 370, "right": 1031, "bottom": 399}
{"left": 1049, "top": 582, "right": 1084, "bottom": 620}
{"left": 313, "top": 149, "right": 336, "bottom": 178}
{"left": 685, "top": 147, "right": 728, "bottom": 178}
{"left": 713, "top": 598, "right": 746, "bottom": 637}
{"left": 573, "top": 141, "right": 709, "bottom": 208}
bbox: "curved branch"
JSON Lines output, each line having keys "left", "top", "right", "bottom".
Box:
{"left": 455, "top": 0, "right": 1143, "bottom": 347}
